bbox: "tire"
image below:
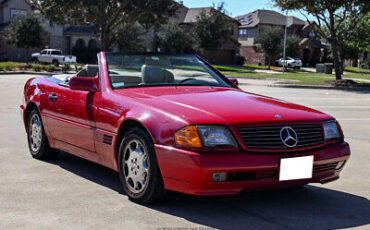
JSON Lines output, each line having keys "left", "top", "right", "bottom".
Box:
{"left": 32, "top": 58, "right": 39, "bottom": 64}
{"left": 118, "top": 127, "right": 165, "bottom": 204}
{"left": 52, "top": 60, "right": 59, "bottom": 67}
{"left": 27, "top": 109, "right": 59, "bottom": 160}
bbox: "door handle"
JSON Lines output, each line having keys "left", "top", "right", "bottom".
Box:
{"left": 48, "top": 94, "right": 58, "bottom": 102}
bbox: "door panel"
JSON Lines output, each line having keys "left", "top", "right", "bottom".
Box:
{"left": 43, "top": 83, "right": 98, "bottom": 153}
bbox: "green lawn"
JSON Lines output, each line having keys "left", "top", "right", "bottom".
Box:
{"left": 345, "top": 67, "right": 370, "bottom": 74}
{"left": 213, "top": 65, "right": 255, "bottom": 73}
{"left": 221, "top": 71, "right": 370, "bottom": 87}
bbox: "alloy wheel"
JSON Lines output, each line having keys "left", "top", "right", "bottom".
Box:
{"left": 122, "top": 139, "right": 150, "bottom": 194}
{"left": 28, "top": 113, "right": 43, "bottom": 152}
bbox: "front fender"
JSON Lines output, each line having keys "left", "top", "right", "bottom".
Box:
{"left": 119, "top": 106, "right": 190, "bottom": 146}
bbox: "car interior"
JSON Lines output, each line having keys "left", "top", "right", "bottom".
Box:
{"left": 52, "top": 57, "right": 222, "bottom": 89}
{"left": 107, "top": 56, "right": 221, "bottom": 89}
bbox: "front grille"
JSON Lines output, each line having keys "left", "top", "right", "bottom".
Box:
{"left": 238, "top": 124, "right": 324, "bottom": 150}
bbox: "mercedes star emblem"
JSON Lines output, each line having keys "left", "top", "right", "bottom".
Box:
{"left": 280, "top": 126, "right": 298, "bottom": 147}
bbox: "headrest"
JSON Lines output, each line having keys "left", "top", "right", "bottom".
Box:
{"left": 86, "top": 65, "right": 99, "bottom": 77}
{"left": 141, "top": 65, "right": 174, "bottom": 84}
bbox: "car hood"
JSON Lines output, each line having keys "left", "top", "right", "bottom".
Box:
{"left": 117, "top": 86, "right": 332, "bottom": 125}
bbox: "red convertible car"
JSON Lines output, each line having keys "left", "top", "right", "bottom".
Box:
{"left": 21, "top": 52, "right": 350, "bottom": 203}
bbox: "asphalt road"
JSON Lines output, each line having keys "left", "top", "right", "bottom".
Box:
{"left": 0, "top": 74, "right": 369, "bottom": 230}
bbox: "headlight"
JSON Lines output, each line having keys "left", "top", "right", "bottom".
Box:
{"left": 323, "top": 121, "right": 342, "bottom": 141}
{"left": 175, "top": 125, "right": 237, "bottom": 148}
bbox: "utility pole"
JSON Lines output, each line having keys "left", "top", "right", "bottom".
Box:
{"left": 100, "top": 0, "right": 105, "bottom": 51}
{"left": 282, "top": 10, "right": 288, "bottom": 74}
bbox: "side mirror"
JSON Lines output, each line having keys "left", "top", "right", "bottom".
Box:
{"left": 229, "top": 78, "right": 239, "bottom": 87}
{"left": 69, "top": 77, "right": 98, "bottom": 92}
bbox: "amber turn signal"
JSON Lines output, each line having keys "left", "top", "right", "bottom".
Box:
{"left": 175, "top": 125, "right": 203, "bottom": 148}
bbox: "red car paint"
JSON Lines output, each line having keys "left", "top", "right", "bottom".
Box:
{"left": 21, "top": 52, "right": 350, "bottom": 195}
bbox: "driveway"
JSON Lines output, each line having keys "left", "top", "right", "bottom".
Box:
{"left": 0, "top": 74, "right": 369, "bottom": 230}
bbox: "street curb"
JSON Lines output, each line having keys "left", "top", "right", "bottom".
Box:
{"left": 269, "top": 83, "right": 370, "bottom": 92}
{"left": 0, "top": 71, "right": 63, "bottom": 75}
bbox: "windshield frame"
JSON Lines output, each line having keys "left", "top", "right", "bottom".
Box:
{"left": 105, "top": 52, "right": 238, "bottom": 90}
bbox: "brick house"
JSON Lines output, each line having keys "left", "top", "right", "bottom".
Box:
{"left": 236, "top": 10, "right": 327, "bottom": 66}
{"left": 0, "top": 0, "right": 98, "bottom": 62}
{"left": 178, "top": 7, "right": 241, "bottom": 65}
{"left": 143, "top": 5, "right": 241, "bottom": 65}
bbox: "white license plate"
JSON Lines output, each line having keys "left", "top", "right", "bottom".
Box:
{"left": 279, "top": 156, "right": 314, "bottom": 181}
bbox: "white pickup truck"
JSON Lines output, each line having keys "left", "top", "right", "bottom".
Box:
{"left": 31, "top": 49, "right": 77, "bottom": 66}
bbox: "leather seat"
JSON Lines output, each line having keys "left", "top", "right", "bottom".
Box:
{"left": 77, "top": 65, "right": 99, "bottom": 77}
{"left": 141, "top": 65, "right": 174, "bottom": 84}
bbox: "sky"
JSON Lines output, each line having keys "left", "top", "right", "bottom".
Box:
{"left": 182, "top": 0, "right": 314, "bottom": 20}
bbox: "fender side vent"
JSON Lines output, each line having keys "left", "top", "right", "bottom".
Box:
{"left": 103, "top": 134, "right": 113, "bottom": 145}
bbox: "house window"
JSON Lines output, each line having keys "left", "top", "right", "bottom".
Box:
{"left": 239, "top": 29, "right": 248, "bottom": 39}
{"left": 228, "top": 26, "right": 234, "bottom": 35}
{"left": 10, "top": 9, "right": 27, "bottom": 20}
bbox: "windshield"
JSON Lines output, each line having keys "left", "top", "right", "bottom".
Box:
{"left": 106, "top": 53, "right": 233, "bottom": 89}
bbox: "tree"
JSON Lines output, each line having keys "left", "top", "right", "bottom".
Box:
{"left": 5, "top": 14, "right": 45, "bottom": 62}
{"left": 349, "top": 13, "right": 370, "bottom": 52}
{"left": 341, "top": 13, "right": 370, "bottom": 68}
{"left": 117, "top": 23, "right": 145, "bottom": 52}
{"left": 284, "top": 35, "right": 301, "bottom": 58}
{"left": 193, "top": 3, "right": 230, "bottom": 50}
{"left": 156, "top": 22, "right": 198, "bottom": 53}
{"left": 27, "top": 0, "right": 179, "bottom": 51}
{"left": 258, "top": 27, "right": 284, "bottom": 69}
{"left": 321, "top": 12, "right": 369, "bottom": 71}
{"left": 274, "top": 0, "right": 369, "bottom": 80}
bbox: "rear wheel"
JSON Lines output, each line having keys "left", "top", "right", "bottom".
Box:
{"left": 52, "top": 60, "right": 59, "bottom": 67}
{"left": 27, "top": 109, "right": 58, "bottom": 159}
{"left": 118, "top": 128, "right": 165, "bottom": 204}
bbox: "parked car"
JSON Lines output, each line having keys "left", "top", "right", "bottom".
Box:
{"left": 21, "top": 52, "right": 350, "bottom": 203}
{"left": 275, "top": 57, "right": 302, "bottom": 69}
{"left": 31, "top": 49, "right": 77, "bottom": 66}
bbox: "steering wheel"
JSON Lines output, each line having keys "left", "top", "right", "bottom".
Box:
{"left": 179, "top": 78, "right": 197, "bottom": 84}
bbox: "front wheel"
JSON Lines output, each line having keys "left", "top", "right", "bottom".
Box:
{"left": 31, "top": 58, "right": 39, "bottom": 64}
{"left": 118, "top": 128, "right": 165, "bottom": 203}
{"left": 27, "top": 109, "right": 59, "bottom": 159}
{"left": 52, "top": 60, "right": 59, "bottom": 67}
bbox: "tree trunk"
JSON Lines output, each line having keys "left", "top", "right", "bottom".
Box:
{"left": 26, "top": 48, "right": 29, "bottom": 64}
{"left": 268, "top": 57, "right": 271, "bottom": 70}
{"left": 103, "top": 30, "right": 113, "bottom": 51}
{"left": 341, "top": 58, "right": 345, "bottom": 74}
{"left": 331, "top": 40, "right": 342, "bottom": 80}
{"left": 328, "top": 12, "right": 342, "bottom": 80}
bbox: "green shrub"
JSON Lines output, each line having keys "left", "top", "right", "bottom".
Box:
{"left": 0, "top": 65, "right": 4, "bottom": 71}
{"left": 74, "top": 65, "right": 83, "bottom": 73}
{"left": 32, "top": 64, "right": 42, "bottom": 72}
{"left": 235, "top": 56, "right": 245, "bottom": 66}
{"left": 360, "top": 61, "right": 370, "bottom": 69}
{"left": 4, "top": 62, "right": 15, "bottom": 71}
{"left": 17, "top": 63, "right": 28, "bottom": 71}
{"left": 62, "top": 64, "right": 71, "bottom": 72}
{"left": 45, "top": 65, "right": 56, "bottom": 72}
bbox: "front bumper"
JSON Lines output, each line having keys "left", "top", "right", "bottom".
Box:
{"left": 155, "top": 142, "right": 350, "bottom": 196}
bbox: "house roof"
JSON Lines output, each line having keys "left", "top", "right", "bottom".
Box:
{"left": 236, "top": 10, "right": 305, "bottom": 28}
{"left": 182, "top": 7, "right": 240, "bottom": 25}
{"left": 183, "top": 7, "right": 211, "bottom": 23}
